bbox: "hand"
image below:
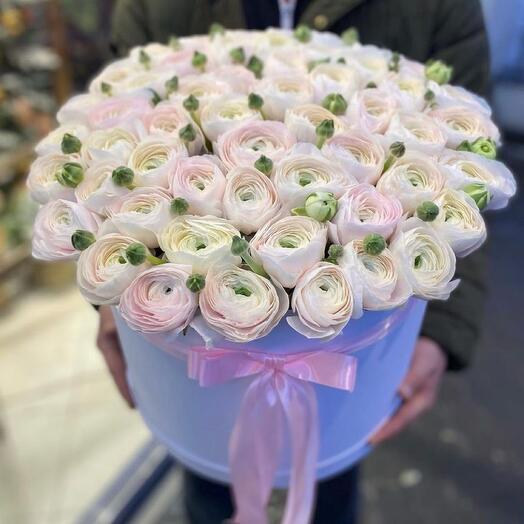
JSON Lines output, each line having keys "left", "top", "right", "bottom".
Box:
{"left": 97, "top": 305, "right": 135, "bottom": 408}
{"left": 370, "top": 336, "right": 447, "bottom": 445}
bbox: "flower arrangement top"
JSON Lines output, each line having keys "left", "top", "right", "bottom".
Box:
{"left": 30, "top": 26, "right": 516, "bottom": 343}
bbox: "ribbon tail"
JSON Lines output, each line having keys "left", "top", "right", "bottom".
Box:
{"left": 229, "top": 372, "right": 285, "bottom": 524}
{"left": 278, "top": 376, "right": 319, "bottom": 524}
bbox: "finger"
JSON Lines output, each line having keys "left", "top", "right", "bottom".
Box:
{"left": 369, "top": 392, "right": 434, "bottom": 445}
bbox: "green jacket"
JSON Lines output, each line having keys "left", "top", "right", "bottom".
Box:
{"left": 111, "top": 0, "right": 490, "bottom": 370}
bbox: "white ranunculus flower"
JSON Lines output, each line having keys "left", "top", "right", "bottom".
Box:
{"left": 82, "top": 125, "right": 141, "bottom": 164}
{"left": 100, "top": 187, "right": 173, "bottom": 248}
{"left": 216, "top": 121, "right": 296, "bottom": 171}
{"left": 56, "top": 93, "right": 104, "bottom": 126}
{"left": 128, "top": 136, "right": 188, "bottom": 188}
{"left": 174, "top": 74, "right": 231, "bottom": 108}
{"left": 427, "top": 81, "right": 492, "bottom": 116}
{"left": 385, "top": 112, "right": 447, "bottom": 156}
{"left": 428, "top": 106, "right": 500, "bottom": 148}
{"left": 376, "top": 151, "right": 445, "bottom": 213}
{"left": 119, "top": 264, "right": 198, "bottom": 334}
{"left": 75, "top": 159, "right": 130, "bottom": 216}
{"left": 430, "top": 188, "right": 487, "bottom": 257}
{"left": 77, "top": 233, "right": 150, "bottom": 305}
{"left": 339, "top": 240, "right": 412, "bottom": 311}
{"left": 87, "top": 94, "right": 153, "bottom": 130}
{"left": 200, "top": 95, "right": 262, "bottom": 143}
{"left": 329, "top": 184, "right": 404, "bottom": 244}
{"left": 323, "top": 130, "right": 386, "bottom": 184}
{"left": 287, "top": 262, "right": 355, "bottom": 340}
{"left": 211, "top": 65, "right": 257, "bottom": 94}
{"left": 168, "top": 155, "right": 226, "bottom": 217}
{"left": 256, "top": 75, "right": 315, "bottom": 120}
{"left": 27, "top": 153, "right": 81, "bottom": 204}
{"left": 439, "top": 150, "right": 516, "bottom": 210}
{"left": 89, "top": 60, "right": 135, "bottom": 97}
{"left": 223, "top": 166, "right": 282, "bottom": 234}
{"left": 309, "top": 63, "right": 362, "bottom": 103}
{"left": 284, "top": 103, "right": 347, "bottom": 143}
{"left": 198, "top": 264, "right": 289, "bottom": 343}
{"left": 349, "top": 45, "right": 391, "bottom": 83}
{"left": 35, "top": 124, "right": 90, "bottom": 156}
{"left": 384, "top": 74, "right": 427, "bottom": 112}
{"left": 272, "top": 143, "right": 355, "bottom": 210}
{"left": 346, "top": 88, "right": 398, "bottom": 134}
{"left": 158, "top": 215, "right": 241, "bottom": 274}
{"left": 389, "top": 217, "right": 459, "bottom": 300}
{"left": 250, "top": 215, "right": 328, "bottom": 288}
{"left": 32, "top": 199, "right": 101, "bottom": 261}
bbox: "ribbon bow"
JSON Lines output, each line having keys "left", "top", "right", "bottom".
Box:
{"left": 188, "top": 348, "right": 358, "bottom": 524}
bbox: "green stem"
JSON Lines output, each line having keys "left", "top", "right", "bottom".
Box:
{"left": 383, "top": 154, "right": 394, "bottom": 173}
{"left": 241, "top": 251, "right": 268, "bottom": 278}
{"left": 316, "top": 137, "right": 326, "bottom": 149}
{"left": 147, "top": 254, "right": 166, "bottom": 265}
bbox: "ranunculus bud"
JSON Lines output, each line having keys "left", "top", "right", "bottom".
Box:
{"left": 209, "top": 22, "right": 225, "bottom": 38}
{"left": 469, "top": 137, "right": 497, "bottom": 159}
{"left": 230, "top": 46, "right": 246, "bottom": 64}
{"left": 165, "top": 75, "right": 179, "bottom": 95}
{"left": 425, "top": 59, "right": 453, "bottom": 85}
{"left": 139, "top": 49, "right": 151, "bottom": 69}
{"left": 192, "top": 50, "right": 207, "bottom": 72}
{"left": 112, "top": 166, "right": 134, "bottom": 188}
{"left": 463, "top": 183, "right": 491, "bottom": 210}
{"left": 247, "top": 55, "right": 264, "bottom": 79}
{"left": 56, "top": 162, "right": 84, "bottom": 188}
{"left": 366, "top": 81, "right": 377, "bottom": 89}
{"left": 71, "top": 230, "right": 96, "bottom": 251}
{"left": 294, "top": 24, "right": 312, "bottom": 43}
{"left": 248, "top": 93, "right": 264, "bottom": 111}
{"left": 178, "top": 123, "right": 197, "bottom": 143}
{"left": 325, "top": 243, "right": 344, "bottom": 264}
{"left": 231, "top": 235, "right": 268, "bottom": 277}
{"left": 254, "top": 154, "right": 273, "bottom": 176}
{"left": 61, "top": 133, "right": 82, "bottom": 154}
{"left": 304, "top": 192, "right": 338, "bottom": 222}
{"left": 388, "top": 52, "right": 400, "bottom": 73}
{"left": 315, "top": 119, "right": 335, "bottom": 148}
{"left": 416, "top": 201, "right": 440, "bottom": 222}
{"left": 170, "top": 197, "right": 189, "bottom": 215}
{"left": 342, "top": 27, "right": 359, "bottom": 45}
{"left": 101, "top": 82, "right": 112, "bottom": 96}
{"left": 126, "top": 242, "right": 148, "bottom": 265}
{"left": 168, "top": 35, "right": 181, "bottom": 50}
{"left": 321, "top": 93, "right": 348, "bottom": 116}
{"left": 382, "top": 141, "right": 406, "bottom": 172}
{"left": 186, "top": 273, "right": 206, "bottom": 293}
{"left": 183, "top": 94, "right": 199, "bottom": 113}
{"left": 363, "top": 233, "right": 386, "bottom": 256}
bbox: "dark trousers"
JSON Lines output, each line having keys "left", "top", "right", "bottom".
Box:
{"left": 183, "top": 466, "right": 360, "bottom": 524}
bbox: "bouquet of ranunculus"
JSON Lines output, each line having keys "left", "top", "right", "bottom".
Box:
{"left": 29, "top": 26, "right": 515, "bottom": 342}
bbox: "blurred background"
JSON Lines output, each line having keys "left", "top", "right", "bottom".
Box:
{"left": 0, "top": 1, "right": 522, "bottom": 523}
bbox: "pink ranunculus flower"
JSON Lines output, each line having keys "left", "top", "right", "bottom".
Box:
{"left": 198, "top": 264, "right": 289, "bottom": 343}
{"left": 323, "top": 130, "right": 386, "bottom": 184}
{"left": 287, "top": 262, "right": 355, "bottom": 340}
{"left": 309, "top": 62, "right": 362, "bottom": 103}
{"left": 168, "top": 155, "right": 226, "bottom": 217}
{"left": 100, "top": 187, "right": 173, "bottom": 248}
{"left": 250, "top": 215, "right": 328, "bottom": 288}
{"left": 216, "top": 121, "right": 296, "bottom": 171}
{"left": 328, "top": 184, "right": 404, "bottom": 244}
{"left": 32, "top": 200, "right": 101, "bottom": 261}
{"left": 35, "top": 123, "right": 90, "bottom": 156}
{"left": 77, "top": 233, "right": 151, "bottom": 305}
{"left": 119, "top": 264, "right": 198, "bottom": 333}
{"left": 284, "top": 103, "right": 347, "bottom": 143}
{"left": 222, "top": 166, "right": 283, "bottom": 234}
{"left": 82, "top": 123, "right": 142, "bottom": 164}
{"left": 87, "top": 94, "right": 152, "bottom": 130}
{"left": 56, "top": 93, "right": 104, "bottom": 126}
{"left": 345, "top": 87, "right": 398, "bottom": 134}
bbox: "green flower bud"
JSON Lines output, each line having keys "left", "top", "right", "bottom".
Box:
{"left": 470, "top": 137, "right": 497, "bottom": 160}
{"left": 179, "top": 123, "right": 197, "bottom": 143}
{"left": 192, "top": 51, "right": 208, "bottom": 71}
{"left": 294, "top": 24, "right": 312, "bottom": 43}
{"left": 254, "top": 154, "right": 273, "bottom": 176}
{"left": 56, "top": 162, "right": 84, "bottom": 188}
{"left": 209, "top": 22, "right": 225, "bottom": 38}
{"left": 342, "top": 27, "right": 359, "bottom": 45}
{"left": 246, "top": 55, "right": 264, "bottom": 79}
{"left": 168, "top": 35, "right": 181, "bottom": 50}
{"left": 171, "top": 197, "right": 189, "bottom": 215}
{"left": 363, "top": 234, "right": 386, "bottom": 256}
{"left": 148, "top": 89, "right": 162, "bottom": 106}
{"left": 366, "top": 81, "right": 378, "bottom": 89}
{"left": 186, "top": 274, "right": 206, "bottom": 293}
{"left": 248, "top": 92, "right": 264, "bottom": 111}
{"left": 71, "top": 230, "right": 95, "bottom": 251}
{"left": 139, "top": 49, "right": 151, "bottom": 69}
{"left": 388, "top": 52, "right": 401, "bottom": 73}
{"left": 125, "top": 242, "right": 147, "bottom": 265}
{"left": 304, "top": 192, "right": 338, "bottom": 222}
{"left": 337, "top": 57, "right": 347, "bottom": 64}
{"left": 425, "top": 59, "right": 453, "bottom": 85}
{"left": 231, "top": 235, "right": 249, "bottom": 256}
{"left": 112, "top": 166, "right": 134, "bottom": 188}
{"left": 416, "top": 201, "right": 440, "bottom": 222}
{"left": 424, "top": 89, "right": 436, "bottom": 102}
{"left": 325, "top": 244, "right": 344, "bottom": 264}
{"left": 229, "top": 46, "right": 246, "bottom": 64}
{"left": 100, "top": 82, "right": 112, "bottom": 96}
{"left": 321, "top": 93, "right": 348, "bottom": 116}
{"left": 231, "top": 236, "right": 268, "bottom": 277}
{"left": 315, "top": 119, "right": 335, "bottom": 148}
{"left": 165, "top": 75, "right": 179, "bottom": 95}
{"left": 183, "top": 94, "right": 199, "bottom": 113}
{"left": 307, "top": 57, "right": 330, "bottom": 72}
{"left": 383, "top": 141, "right": 406, "bottom": 172}
{"left": 61, "top": 133, "right": 82, "bottom": 154}
{"left": 463, "top": 183, "right": 490, "bottom": 210}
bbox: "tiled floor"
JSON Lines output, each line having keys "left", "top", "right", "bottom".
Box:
{"left": 0, "top": 285, "right": 150, "bottom": 524}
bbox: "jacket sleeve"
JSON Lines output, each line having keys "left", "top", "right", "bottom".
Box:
{"left": 110, "top": 0, "right": 151, "bottom": 56}
{"left": 421, "top": 0, "right": 490, "bottom": 370}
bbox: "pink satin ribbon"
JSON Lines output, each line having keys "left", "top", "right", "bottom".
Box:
{"left": 188, "top": 349, "right": 358, "bottom": 524}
